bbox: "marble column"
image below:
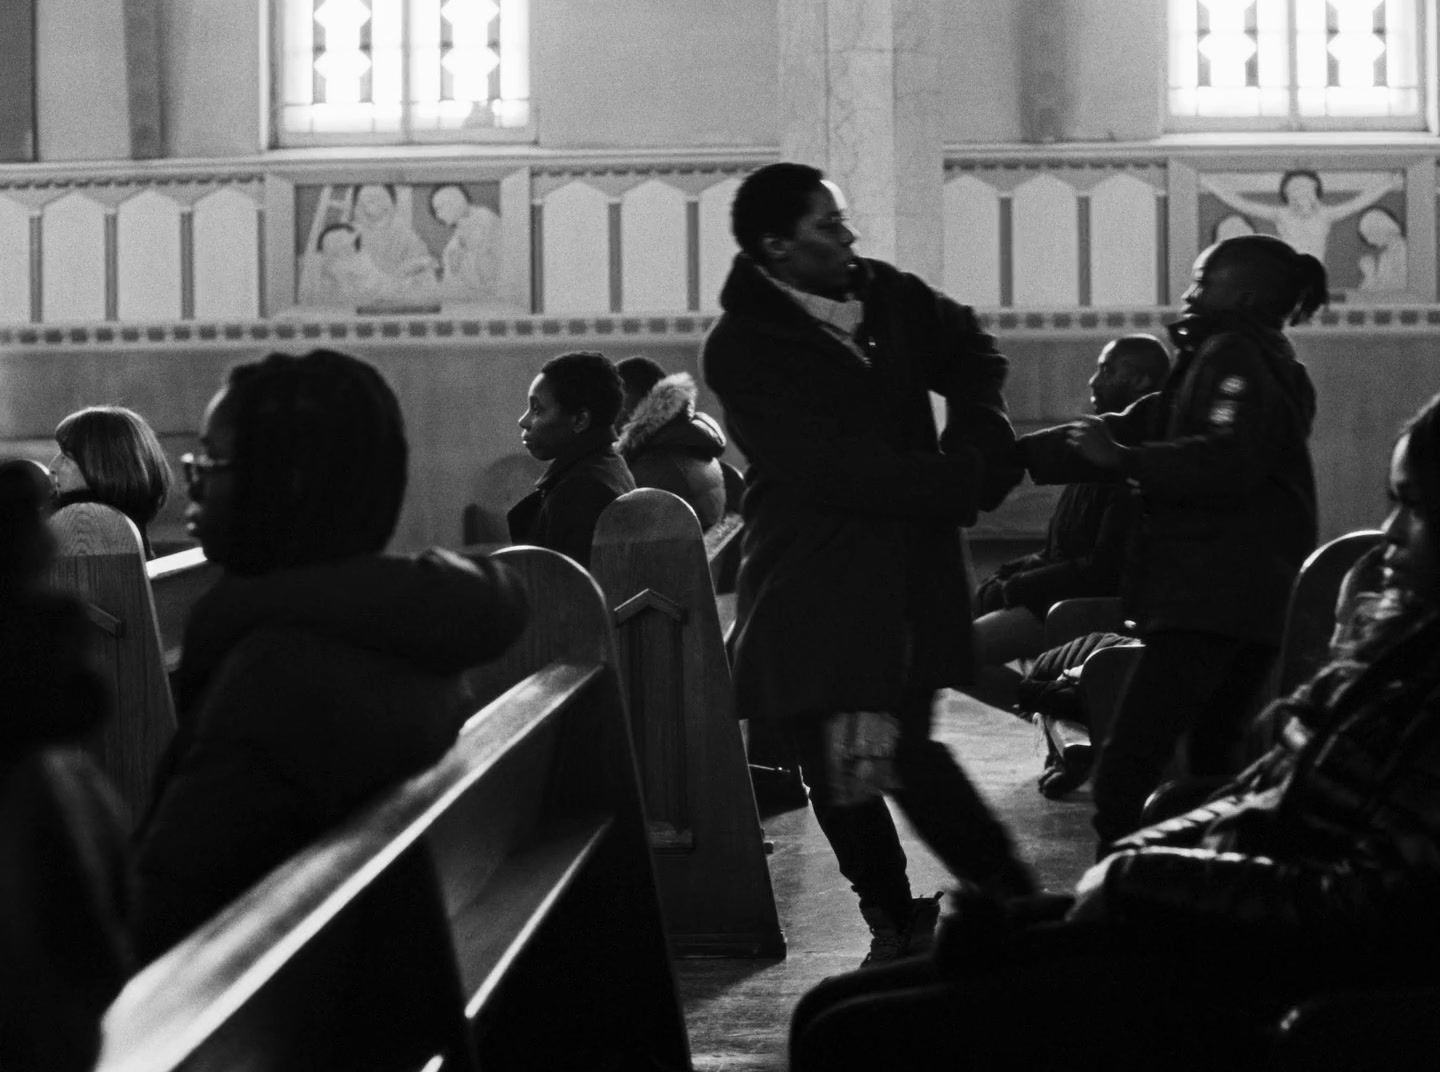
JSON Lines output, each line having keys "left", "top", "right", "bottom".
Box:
{"left": 777, "top": 0, "right": 942, "bottom": 283}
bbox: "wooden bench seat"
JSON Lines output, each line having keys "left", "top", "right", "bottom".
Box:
{"left": 98, "top": 546, "right": 692, "bottom": 1072}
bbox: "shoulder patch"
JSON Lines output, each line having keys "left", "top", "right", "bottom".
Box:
{"left": 1219, "top": 375, "right": 1247, "bottom": 396}
{"left": 1209, "top": 400, "right": 1237, "bottom": 426}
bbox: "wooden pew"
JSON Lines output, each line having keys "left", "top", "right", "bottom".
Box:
{"left": 591, "top": 489, "right": 786, "bottom": 959}
{"left": 98, "top": 545, "right": 692, "bottom": 1072}
{"left": 48, "top": 503, "right": 176, "bottom": 824}
{"left": 146, "top": 545, "right": 221, "bottom": 673}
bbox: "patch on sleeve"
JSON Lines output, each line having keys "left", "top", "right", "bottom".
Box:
{"left": 1209, "top": 400, "right": 1237, "bottom": 426}
{"left": 1219, "top": 375, "right": 1247, "bottom": 396}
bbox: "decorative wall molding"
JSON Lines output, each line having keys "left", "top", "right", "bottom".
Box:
{"left": 4, "top": 304, "right": 1440, "bottom": 353}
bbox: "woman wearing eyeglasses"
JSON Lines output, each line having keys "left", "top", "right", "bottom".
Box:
{"left": 132, "top": 349, "right": 528, "bottom": 964}
{"left": 51, "top": 406, "right": 173, "bottom": 559}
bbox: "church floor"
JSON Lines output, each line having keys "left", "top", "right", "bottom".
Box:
{"left": 675, "top": 687, "right": 1098, "bottom": 1071}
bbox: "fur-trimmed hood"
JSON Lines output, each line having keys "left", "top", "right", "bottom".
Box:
{"left": 616, "top": 372, "right": 726, "bottom": 459}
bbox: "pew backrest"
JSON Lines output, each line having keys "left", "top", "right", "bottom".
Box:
{"left": 98, "top": 546, "right": 691, "bottom": 1072}
{"left": 48, "top": 503, "right": 176, "bottom": 824}
{"left": 591, "top": 489, "right": 784, "bottom": 957}
{"left": 1275, "top": 529, "right": 1386, "bottom": 698}
{"left": 146, "top": 546, "right": 221, "bottom": 672}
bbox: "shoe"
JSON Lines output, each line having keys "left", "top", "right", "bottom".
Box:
{"left": 859, "top": 894, "right": 943, "bottom": 967}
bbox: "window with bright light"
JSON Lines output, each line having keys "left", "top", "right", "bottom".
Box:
{"left": 276, "top": 0, "right": 531, "bottom": 145}
{"left": 1168, "top": 0, "right": 1427, "bottom": 130}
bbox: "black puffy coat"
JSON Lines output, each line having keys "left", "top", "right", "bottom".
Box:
{"left": 703, "top": 253, "right": 1020, "bottom": 721}
{"left": 1023, "top": 313, "right": 1317, "bottom": 646}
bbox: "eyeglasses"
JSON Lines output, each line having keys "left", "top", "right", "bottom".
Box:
{"left": 180, "top": 452, "right": 234, "bottom": 487}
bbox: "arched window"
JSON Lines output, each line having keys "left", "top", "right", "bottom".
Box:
{"left": 275, "top": 0, "right": 531, "bottom": 145}
{"left": 1168, "top": 0, "right": 1427, "bottom": 130}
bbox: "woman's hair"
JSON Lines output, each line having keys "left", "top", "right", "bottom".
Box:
{"left": 1208, "top": 233, "right": 1330, "bottom": 326}
{"left": 1400, "top": 391, "right": 1440, "bottom": 547}
{"left": 539, "top": 351, "right": 624, "bottom": 431}
{"left": 731, "top": 162, "right": 826, "bottom": 263}
{"left": 54, "top": 406, "right": 172, "bottom": 530}
{"left": 220, "top": 349, "right": 407, "bottom": 575}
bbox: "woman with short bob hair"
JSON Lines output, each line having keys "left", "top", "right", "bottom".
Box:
{"left": 52, "top": 406, "right": 173, "bottom": 557}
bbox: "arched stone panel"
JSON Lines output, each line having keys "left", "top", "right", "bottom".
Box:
{"left": 0, "top": 196, "right": 29, "bottom": 323}
{"left": 620, "top": 178, "right": 687, "bottom": 312}
{"left": 1012, "top": 174, "right": 1079, "bottom": 308}
{"left": 42, "top": 191, "right": 106, "bottom": 323}
{"left": 117, "top": 189, "right": 182, "bottom": 321}
{"left": 194, "top": 187, "right": 261, "bottom": 319}
{"left": 698, "top": 177, "right": 741, "bottom": 313}
{"left": 943, "top": 174, "right": 1002, "bottom": 306}
{"left": 541, "top": 180, "right": 609, "bottom": 315}
{"left": 1090, "top": 173, "right": 1158, "bottom": 307}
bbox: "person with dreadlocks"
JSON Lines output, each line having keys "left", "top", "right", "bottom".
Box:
{"left": 1021, "top": 233, "right": 1327, "bottom": 852}
{"left": 131, "top": 349, "right": 527, "bottom": 962}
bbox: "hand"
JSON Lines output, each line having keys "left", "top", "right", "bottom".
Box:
{"left": 1065, "top": 856, "right": 1116, "bottom": 923}
{"left": 1065, "top": 416, "right": 1123, "bottom": 470}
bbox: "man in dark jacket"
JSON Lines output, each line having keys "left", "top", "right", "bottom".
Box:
{"left": 1022, "top": 234, "right": 1325, "bottom": 850}
{"left": 973, "top": 334, "right": 1170, "bottom": 665}
{"left": 615, "top": 358, "right": 728, "bottom": 530}
{"left": 703, "top": 162, "right": 1034, "bottom": 965}
{"left": 509, "top": 350, "right": 637, "bottom": 568}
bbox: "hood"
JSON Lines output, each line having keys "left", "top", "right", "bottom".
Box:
{"left": 617, "top": 372, "right": 727, "bottom": 458}
{"left": 173, "top": 549, "right": 526, "bottom": 717}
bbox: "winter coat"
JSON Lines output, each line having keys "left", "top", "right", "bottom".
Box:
{"left": 133, "top": 550, "right": 527, "bottom": 962}
{"left": 1022, "top": 313, "right": 1317, "bottom": 646}
{"left": 616, "top": 372, "right": 729, "bottom": 531}
{"left": 1101, "top": 604, "right": 1440, "bottom": 962}
{"left": 0, "top": 586, "right": 130, "bottom": 1072}
{"left": 977, "top": 481, "right": 1141, "bottom": 619}
{"left": 507, "top": 432, "right": 637, "bottom": 568}
{"left": 702, "top": 253, "right": 1020, "bottom": 721}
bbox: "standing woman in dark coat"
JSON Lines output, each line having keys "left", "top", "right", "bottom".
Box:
{"left": 1022, "top": 233, "right": 1326, "bottom": 850}
{"left": 703, "top": 163, "right": 1034, "bottom": 965}
{"left": 51, "top": 405, "right": 173, "bottom": 558}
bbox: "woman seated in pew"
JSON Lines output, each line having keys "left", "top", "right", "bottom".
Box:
{"left": 615, "top": 355, "right": 729, "bottom": 531}
{"left": 509, "top": 350, "right": 636, "bottom": 568}
{"left": 790, "top": 389, "right": 1440, "bottom": 1072}
{"left": 0, "top": 458, "right": 131, "bottom": 1072}
{"left": 132, "top": 349, "right": 527, "bottom": 963}
{"left": 51, "top": 405, "right": 173, "bottom": 558}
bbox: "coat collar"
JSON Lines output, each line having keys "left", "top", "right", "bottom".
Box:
{"left": 535, "top": 429, "right": 622, "bottom": 492}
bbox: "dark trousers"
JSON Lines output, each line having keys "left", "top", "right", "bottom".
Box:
{"left": 786, "top": 687, "right": 1021, "bottom": 923}
{"left": 789, "top": 914, "right": 1379, "bottom": 1072}
{"left": 1091, "top": 629, "right": 1275, "bottom": 849}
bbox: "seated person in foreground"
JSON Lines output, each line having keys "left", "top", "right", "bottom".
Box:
{"left": 509, "top": 350, "right": 636, "bottom": 568}
{"left": 615, "top": 356, "right": 729, "bottom": 530}
{"left": 972, "top": 334, "right": 1169, "bottom": 666}
{"left": 0, "top": 459, "right": 131, "bottom": 1072}
{"left": 51, "top": 405, "right": 174, "bottom": 558}
{"left": 132, "top": 349, "right": 527, "bottom": 963}
{"left": 790, "top": 390, "right": 1440, "bottom": 1072}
